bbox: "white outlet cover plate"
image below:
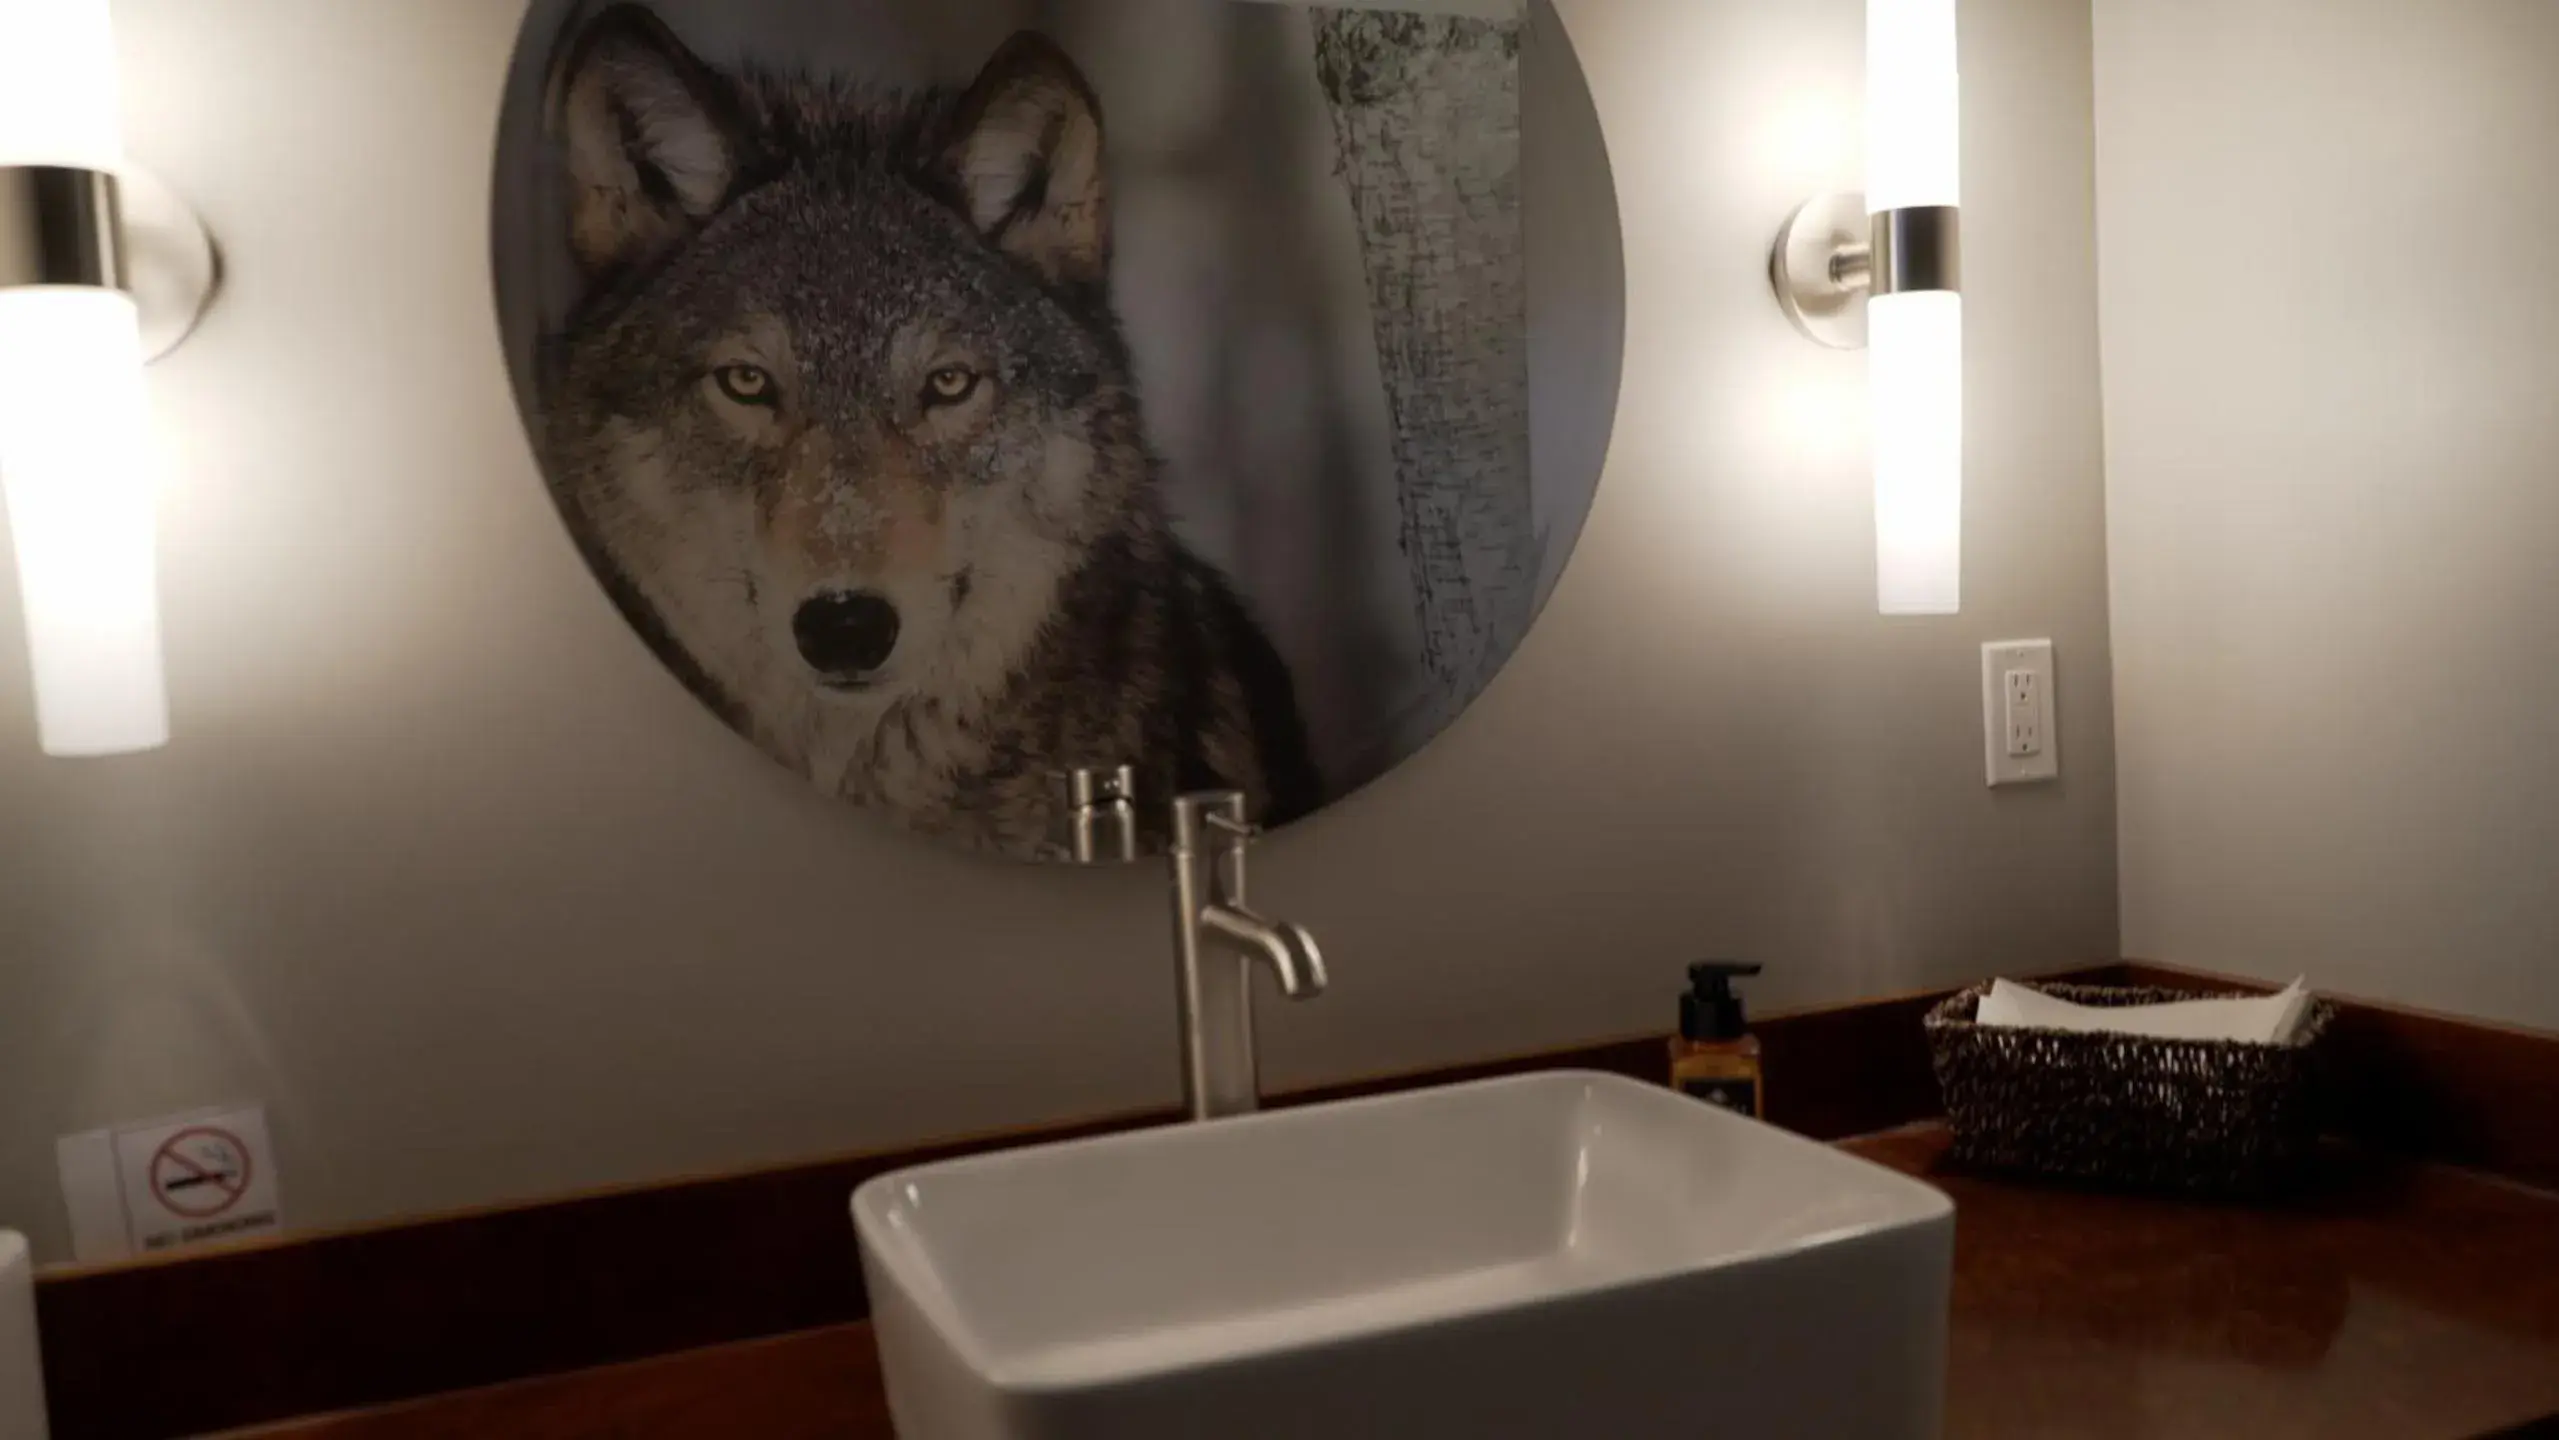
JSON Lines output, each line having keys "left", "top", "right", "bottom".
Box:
{"left": 1982, "top": 640, "right": 2060, "bottom": 787}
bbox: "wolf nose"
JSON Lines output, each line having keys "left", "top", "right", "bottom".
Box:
{"left": 793, "top": 590, "right": 902, "bottom": 680}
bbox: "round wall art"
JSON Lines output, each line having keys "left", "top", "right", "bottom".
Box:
{"left": 492, "top": 0, "right": 1622, "bottom": 860}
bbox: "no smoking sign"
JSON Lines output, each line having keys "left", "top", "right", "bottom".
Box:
{"left": 150, "top": 1127, "right": 253, "bottom": 1220}
{"left": 72, "top": 1105, "right": 286, "bottom": 1257}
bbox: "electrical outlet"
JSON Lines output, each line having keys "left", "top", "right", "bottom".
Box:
{"left": 1983, "top": 640, "right": 2059, "bottom": 786}
{"left": 2005, "top": 669, "right": 2042, "bottom": 757}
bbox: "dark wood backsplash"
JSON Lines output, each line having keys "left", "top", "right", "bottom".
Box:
{"left": 35, "top": 961, "right": 2559, "bottom": 1440}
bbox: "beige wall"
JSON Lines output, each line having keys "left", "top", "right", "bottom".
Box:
{"left": 2096, "top": 0, "right": 2559, "bottom": 1030}
{"left": 0, "top": 0, "right": 2114, "bottom": 1261}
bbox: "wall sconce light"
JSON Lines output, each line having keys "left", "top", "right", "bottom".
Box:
{"left": 0, "top": 0, "right": 216, "bottom": 756}
{"left": 1770, "top": 0, "right": 1962, "bottom": 616}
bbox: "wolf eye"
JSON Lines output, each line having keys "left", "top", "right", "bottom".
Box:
{"left": 922, "top": 366, "right": 981, "bottom": 408}
{"left": 711, "top": 364, "right": 778, "bottom": 408}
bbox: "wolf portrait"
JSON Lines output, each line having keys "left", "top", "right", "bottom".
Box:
{"left": 499, "top": 0, "right": 1567, "bottom": 862}
{"left": 537, "top": 6, "right": 1321, "bottom": 857}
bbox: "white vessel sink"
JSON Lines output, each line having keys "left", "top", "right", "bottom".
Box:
{"left": 852, "top": 1070, "right": 1952, "bottom": 1439}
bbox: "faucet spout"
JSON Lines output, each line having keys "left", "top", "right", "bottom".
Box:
{"left": 1199, "top": 903, "right": 1328, "bottom": 999}
{"left": 1168, "top": 790, "right": 1328, "bottom": 1121}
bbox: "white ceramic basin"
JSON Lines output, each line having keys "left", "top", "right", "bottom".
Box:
{"left": 853, "top": 1070, "right": 1952, "bottom": 1439}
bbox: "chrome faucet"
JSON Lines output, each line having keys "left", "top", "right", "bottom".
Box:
{"left": 1169, "top": 792, "right": 1325, "bottom": 1120}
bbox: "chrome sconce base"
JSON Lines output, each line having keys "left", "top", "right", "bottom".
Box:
{"left": 0, "top": 164, "right": 218, "bottom": 361}
{"left": 1769, "top": 191, "right": 1962, "bottom": 351}
{"left": 1770, "top": 192, "right": 1875, "bottom": 350}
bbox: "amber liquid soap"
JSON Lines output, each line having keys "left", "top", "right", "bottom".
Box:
{"left": 1670, "top": 961, "right": 1765, "bottom": 1118}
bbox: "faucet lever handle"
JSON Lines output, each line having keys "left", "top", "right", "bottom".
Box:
{"left": 1058, "top": 764, "right": 1137, "bottom": 806}
{"left": 1050, "top": 763, "right": 1139, "bottom": 864}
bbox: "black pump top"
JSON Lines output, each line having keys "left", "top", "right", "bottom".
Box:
{"left": 1681, "top": 961, "right": 1763, "bottom": 1041}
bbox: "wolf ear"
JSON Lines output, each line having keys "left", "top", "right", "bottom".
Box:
{"left": 942, "top": 34, "right": 1111, "bottom": 289}
{"left": 549, "top": 5, "right": 749, "bottom": 278}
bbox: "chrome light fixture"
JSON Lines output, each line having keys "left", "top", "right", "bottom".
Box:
{"left": 0, "top": 0, "right": 215, "bottom": 756}
{"left": 1770, "top": 0, "right": 1962, "bottom": 616}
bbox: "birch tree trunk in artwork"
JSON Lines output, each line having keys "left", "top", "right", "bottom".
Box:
{"left": 1312, "top": 10, "right": 1534, "bottom": 725}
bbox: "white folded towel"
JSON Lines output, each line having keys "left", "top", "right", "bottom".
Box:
{"left": 1, "top": 1231, "right": 46, "bottom": 1440}
{"left": 1973, "top": 977, "right": 2316, "bottom": 1045}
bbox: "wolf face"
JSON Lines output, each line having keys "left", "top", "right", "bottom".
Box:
{"left": 539, "top": 7, "right": 1318, "bottom": 854}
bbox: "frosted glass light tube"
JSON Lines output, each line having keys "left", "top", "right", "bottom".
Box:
{"left": 1867, "top": 0, "right": 1962, "bottom": 616}
{"left": 1870, "top": 292, "right": 1962, "bottom": 615}
{"left": 0, "top": 0, "right": 170, "bottom": 755}
{"left": 0, "top": 0, "right": 123, "bottom": 171}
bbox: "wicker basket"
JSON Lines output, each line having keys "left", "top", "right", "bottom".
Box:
{"left": 1924, "top": 982, "right": 2336, "bottom": 1196}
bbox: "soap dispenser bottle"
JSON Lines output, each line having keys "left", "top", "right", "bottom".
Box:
{"left": 1671, "top": 962, "right": 1765, "bottom": 1118}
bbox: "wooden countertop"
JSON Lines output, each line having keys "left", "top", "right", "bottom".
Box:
{"left": 224, "top": 1125, "right": 2559, "bottom": 1440}
{"left": 1855, "top": 1125, "right": 2559, "bottom": 1440}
